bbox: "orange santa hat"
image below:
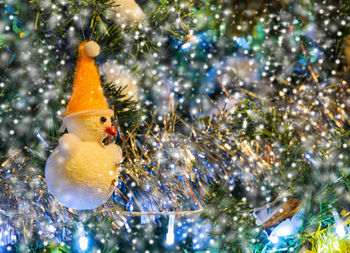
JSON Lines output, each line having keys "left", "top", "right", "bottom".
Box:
{"left": 64, "top": 41, "right": 112, "bottom": 119}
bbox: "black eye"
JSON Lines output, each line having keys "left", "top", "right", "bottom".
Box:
{"left": 100, "top": 116, "right": 107, "bottom": 123}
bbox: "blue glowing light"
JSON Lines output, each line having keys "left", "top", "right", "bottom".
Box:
{"left": 79, "top": 236, "right": 89, "bottom": 251}
{"left": 181, "top": 42, "right": 192, "bottom": 50}
{"left": 304, "top": 153, "right": 316, "bottom": 164}
{"left": 233, "top": 37, "right": 250, "bottom": 50}
{"left": 166, "top": 215, "right": 175, "bottom": 245}
{"left": 268, "top": 235, "right": 279, "bottom": 244}
{"left": 47, "top": 225, "right": 56, "bottom": 233}
{"left": 36, "top": 132, "right": 49, "bottom": 147}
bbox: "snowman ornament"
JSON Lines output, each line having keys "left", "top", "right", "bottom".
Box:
{"left": 45, "top": 41, "right": 123, "bottom": 210}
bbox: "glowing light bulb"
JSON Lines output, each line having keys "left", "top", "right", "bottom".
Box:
{"left": 166, "top": 215, "right": 175, "bottom": 245}
{"left": 181, "top": 42, "right": 192, "bottom": 50}
{"left": 336, "top": 225, "right": 346, "bottom": 238}
{"left": 79, "top": 236, "right": 88, "bottom": 251}
{"left": 268, "top": 235, "right": 279, "bottom": 244}
{"left": 166, "top": 231, "right": 174, "bottom": 245}
{"left": 333, "top": 210, "right": 347, "bottom": 238}
{"left": 47, "top": 225, "right": 56, "bottom": 233}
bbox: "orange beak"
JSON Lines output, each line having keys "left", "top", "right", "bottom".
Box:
{"left": 105, "top": 126, "right": 117, "bottom": 136}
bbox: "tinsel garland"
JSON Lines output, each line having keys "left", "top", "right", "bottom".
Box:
{"left": 2, "top": 70, "right": 350, "bottom": 246}
{"left": 0, "top": 97, "right": 290, "bottom": 243}
{"left": 302, "top": 210, "right": 350, "bottom": 252}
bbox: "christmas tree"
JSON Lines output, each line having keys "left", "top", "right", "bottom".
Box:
{"left": 1, "top": 0, "right": 350, "bottom": 252}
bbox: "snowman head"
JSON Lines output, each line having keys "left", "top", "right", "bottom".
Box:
{"left": 63, "top": 110, "right": 117, "bottom": 142}
{"left": 61, "top": 41, "right": 118, "bottom": 142}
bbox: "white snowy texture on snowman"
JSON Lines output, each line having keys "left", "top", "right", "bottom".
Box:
{"left": 45, "top": 41, "right": 123, "bottom": 210}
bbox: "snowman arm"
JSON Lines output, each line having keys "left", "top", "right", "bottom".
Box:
{"left": 106, "top": 144, "right": 123, "bottom": 164}
{"left": 58, "top": 133, "right": 81, "bottom": 158}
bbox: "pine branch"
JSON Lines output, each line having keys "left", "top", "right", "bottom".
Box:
{"left": 103, "top": 81, "right": 144, "bottom": 132}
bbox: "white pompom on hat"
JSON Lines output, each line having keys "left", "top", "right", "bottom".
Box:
{"left": 85, "top": 41, "right": 100, "bottom": 58}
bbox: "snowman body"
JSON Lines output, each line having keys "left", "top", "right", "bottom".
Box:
{"left": 45, "top": 112, "right": 122, "bottom": 210}
{"left": 45, "top": 41, "right": 123, "bottom": 210}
